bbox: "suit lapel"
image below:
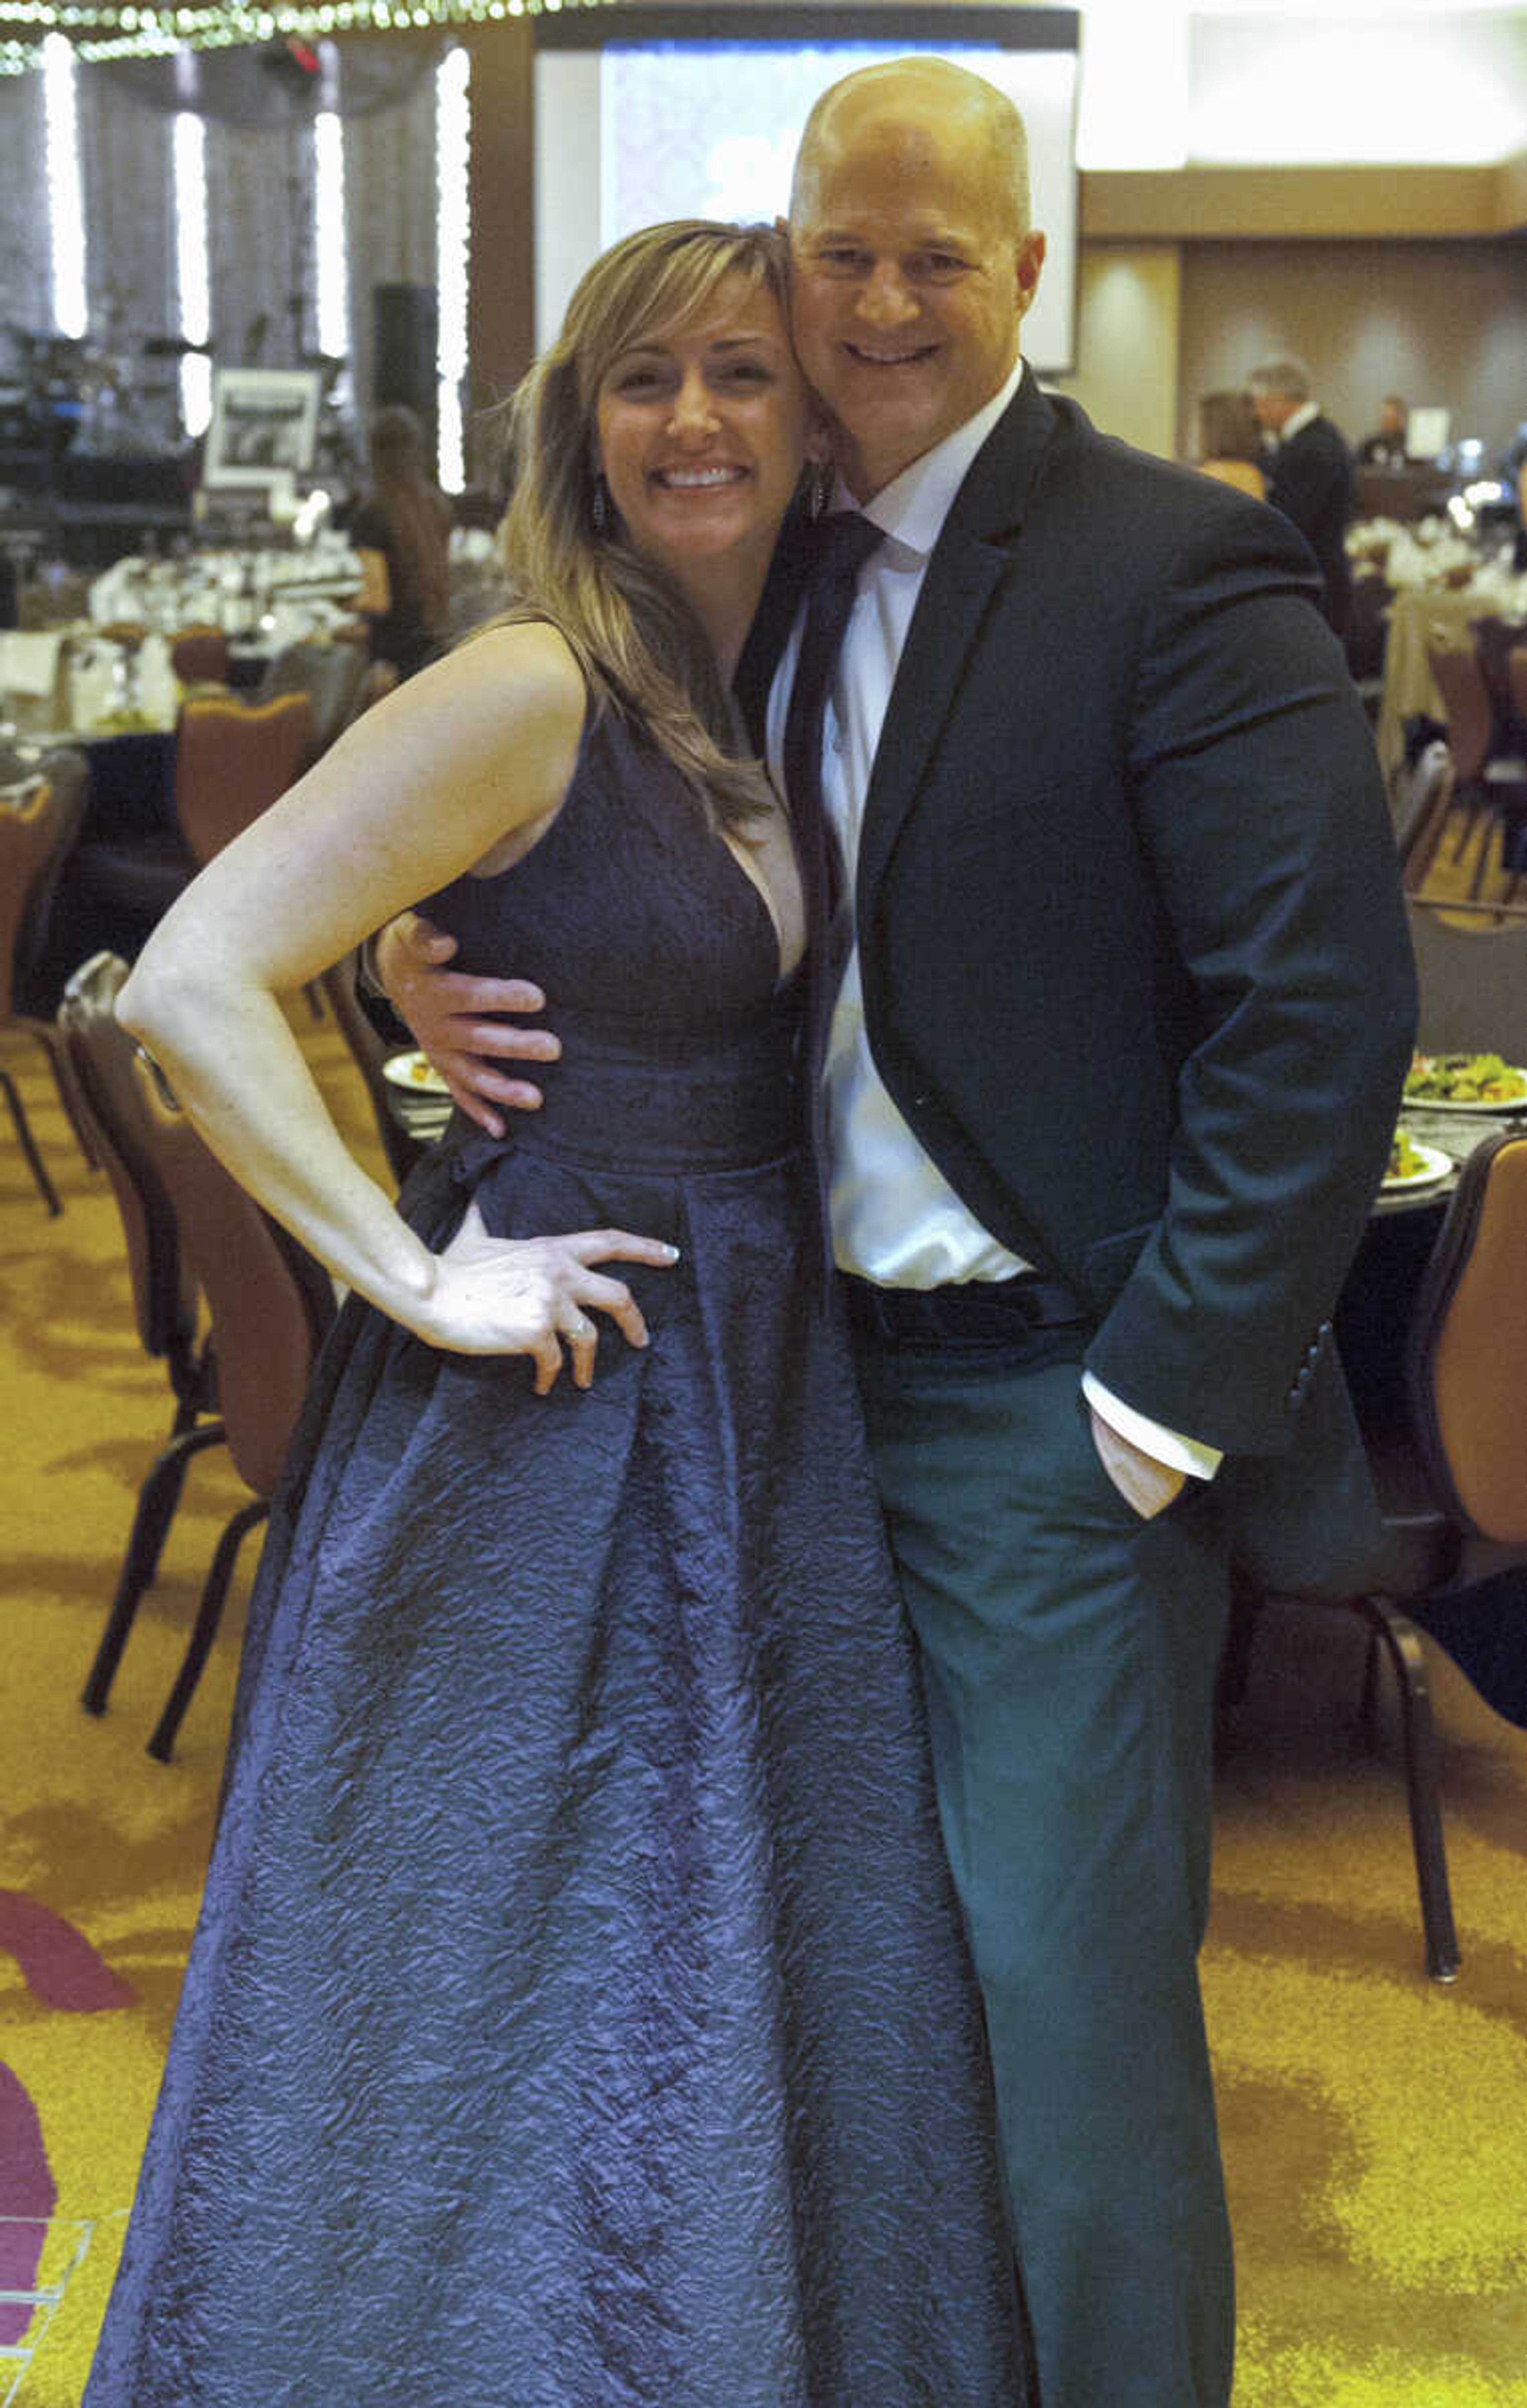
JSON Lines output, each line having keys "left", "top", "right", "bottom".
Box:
{"left": 855, "top": 529, "right": 1010, "bottom": 912}
{"left": 856, "top": 369, "right": 1061, "bottom": 919}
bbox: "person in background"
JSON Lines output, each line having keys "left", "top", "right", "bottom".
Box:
{"left": 1194, "top": 388, "right": 1266, "bottom": 499}
{"left": 347, "top": 402, "right": 453, "bottom": 680}
{"left": 381, "top": 60, "right": 1416, "bottom": 2406}
{"left": 1248, "top": 356, "right": 1356, "bottom": 635}
{"left": 1358, "top": 394, "right": 1409, "bottom": 467}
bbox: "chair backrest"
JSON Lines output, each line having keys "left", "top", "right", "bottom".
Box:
{"left": 1471, "top": 614, "right": 1527, "bottom": 738}
{"left": 1390, "top": 741, "right": 1455, "bottom": 891}
{"left": 1425, "top": 641, "right": 1498, "bottom": 784}
{"left": 257, "top": 640, "right": 369, "bottom": 760}
{"left": 0, "top": 748, "right": 89, "bottom": 1019}
{"left": 349, "top": 658, "right": 398, "bottom": 721}
{"left": 1406, "top": 900, "right": 1527, "bottom": 1060}
{"left": 1408, "top": 1129, "right": 1527, "bottom": 1541}
{"left": 56, "top": 951, "right": 198, "bottom": 1369}
{"left": 1345, "top": 572, "right": 1391, "bottom": 684}
{"left": 315, "top": 948, "right": 422, "bottom": 1188}
{"left": 173, "top": 690, "right": 313, "bottom": 867}
{"left": 169, "top": 624, "right": 231, "bottom": 688}
{"left": 127, "top": 1049, "right": 335, "bottom": 1495}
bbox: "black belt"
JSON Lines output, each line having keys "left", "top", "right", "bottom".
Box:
{"left": 839, "top": 1269, "right": 1092, "bottom": 1345}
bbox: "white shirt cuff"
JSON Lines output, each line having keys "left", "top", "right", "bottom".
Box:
{"left": 1080, "top": 1372, "right": 1224, "bottom": 1481}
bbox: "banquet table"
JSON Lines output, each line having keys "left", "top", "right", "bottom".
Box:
{"left": 0, "top": 624, "right": 183, "bottom": 745}
{"left": 1374, "top": 587, "right": 1487, "bottom": 780}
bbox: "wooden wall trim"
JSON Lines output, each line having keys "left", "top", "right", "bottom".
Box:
{"left": 462, "top": 19, "right": 535, "bottom": 478}
{"left": 1080, "top": 157, "right": 1527, "bottom": 242}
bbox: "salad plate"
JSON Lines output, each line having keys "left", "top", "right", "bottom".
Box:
{"left": 382, "top": 1050, "right": 450, "bottom": 1096}
{"left": 1381, "top": 1138, "right": 1453, "bottom": 1192}
{"left": 1403, "top": 1053, "right": 1527, "bottom": 1111}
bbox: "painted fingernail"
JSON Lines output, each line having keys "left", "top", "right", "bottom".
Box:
{"left": 662, "top": 1244, "right": 681, "bottom": 1260}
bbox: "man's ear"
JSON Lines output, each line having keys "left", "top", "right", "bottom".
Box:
{"left": 1015, "top": 229, "right": 1047, "bottom": 316}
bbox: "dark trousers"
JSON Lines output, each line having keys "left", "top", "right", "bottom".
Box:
{"left": 851, "top": 1323, "right": 1235, "bottom": 2408}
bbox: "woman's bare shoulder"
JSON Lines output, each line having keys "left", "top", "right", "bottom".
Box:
{"left": 413, "top": 617, "right": 586, "bottom": 733}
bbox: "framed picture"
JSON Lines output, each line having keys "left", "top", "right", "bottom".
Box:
{"left": 203, "top": 366, "right": 321, "bottom": 490}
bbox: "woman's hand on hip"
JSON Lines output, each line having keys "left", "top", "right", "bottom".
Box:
{"left": 411, "top": 1204, "right": 678, "bottom": 1390}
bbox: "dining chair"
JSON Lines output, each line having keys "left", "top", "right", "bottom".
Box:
{"left": 61, "top": 951, "right": 336, "bottom": 1758}
{"left": 1406, "top": 897, "right": 1527, "bottom": 1062}
{"left": 1471, "top": 614, "right": 1527, "bottom": 755}
{"left": 350, "top": 658, "right": 398, "bottom": 720}
{"left": 66, "top": 690, "right": 315, "bottom": 935}
{"left": 1389, "top": 740, "right": 1455, "bottom": 892}
{"left": 1506, "top": 645, "right": 1527, "bottom": 758}
{"left": 60, "top": 953, "right": 220, "bottom": 1719}
{"left": 315, "top": 947, "right": 426, "bottom": 1188}
{"left": 124, "top": 1044, "right": 335, "bottom": 1761}
{"left": 168, "top": 624, "right": 231, "bottom": 688}
{"left": 1246, "top": 1130, "right": 1527, "bottom": 1982}
{"left": 1344, "top": 571, "right": 1391, "bottom": 706}
{"left": 256, "top": 639, "right": 369, "bottom": 765}
{"left": 1424, "top": 641, "right": 1527, "bottom": 897}
{"left": 174, "top": 688, "right": 313, "bottom": 866}
{"left": 1, "top": 748, "right": 93, "bottom": 1213}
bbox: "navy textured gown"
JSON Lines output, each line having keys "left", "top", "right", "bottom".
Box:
{"left": 84, "top": 707, "right": 1027, "bottom": 2407}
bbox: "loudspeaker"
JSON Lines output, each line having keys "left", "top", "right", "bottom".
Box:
{"left": 372, "top": 282, "right": 438, "bottom": 443}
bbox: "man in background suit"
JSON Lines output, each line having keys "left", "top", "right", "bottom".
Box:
{"left": 1358, "top": 392, "right": 1409, "bottom": 466}
{"left": 1249, "top": 354, "right": 1356, "bottom": 634}
{"left": 375, "top": 63, "right": 1414, "bottom": 2405}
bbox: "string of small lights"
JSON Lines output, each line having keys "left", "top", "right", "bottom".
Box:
{"left": 0, "top": 0, "right": 612, "bottom": 75}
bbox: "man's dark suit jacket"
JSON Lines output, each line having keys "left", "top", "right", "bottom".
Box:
{"left": 1265, "top": 411, "right": 1356, "bottom": 636}
{"left": 752, "top": 371, "right": 1414, "bottom": 1589}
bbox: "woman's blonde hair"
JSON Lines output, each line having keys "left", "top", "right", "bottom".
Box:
{"left": 495, "top": 220, "right": 798, "bottom": 830}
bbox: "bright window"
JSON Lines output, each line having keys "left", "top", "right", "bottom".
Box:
{"left": 435, "top": 44, "right": 470, "bottom": 494}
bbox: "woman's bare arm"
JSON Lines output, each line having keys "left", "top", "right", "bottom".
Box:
{"left": 118, "top": 624, "right": 675, "bottom": 1376}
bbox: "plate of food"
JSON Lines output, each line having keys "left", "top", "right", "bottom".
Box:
{"left": 1403, "top": 1051, "right": 1527, "bottom": 1110}
{"left": 1382, "top": 1132, "right": 1453, "bottom": 1192}
{"left": 382, "top": 1050, "right": 450, "bottom": 1096}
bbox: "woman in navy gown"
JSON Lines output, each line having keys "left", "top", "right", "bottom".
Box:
{"left": 84, "top": 222, "right": 1027, "bottom": 2407}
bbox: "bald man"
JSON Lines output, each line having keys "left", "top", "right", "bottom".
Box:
{"left": 376, "top": 60, "right": 1414, "bottom": 2407}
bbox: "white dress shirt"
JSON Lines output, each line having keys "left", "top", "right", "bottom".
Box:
{"left": 765, "top": 359, "right": 1221, "bottom": 1481}
{"left": 1274, "top": 400, "right": 1321, "bottom": 445}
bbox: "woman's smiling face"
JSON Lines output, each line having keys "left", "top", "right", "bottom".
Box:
{"left": 594, "top": 274, "right": 814, "bottom": 587}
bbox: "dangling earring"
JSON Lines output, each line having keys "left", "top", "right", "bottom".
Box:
{"left": 591, "top": 472, "right": 611, "bottom": 536}
{"left": 805, "top": 459, "right": 833, "bottom": 522}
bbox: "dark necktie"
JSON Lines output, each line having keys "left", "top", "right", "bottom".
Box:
{"left": 780, "top": 509, "right": 884, "bottom": 1283}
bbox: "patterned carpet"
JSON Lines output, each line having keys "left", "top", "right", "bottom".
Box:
{"left": 2, "top": 1009, "right": 1526, "bottom": 2405}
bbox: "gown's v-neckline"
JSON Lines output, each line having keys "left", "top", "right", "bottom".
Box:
{"left": 717, "top": 822, "right": 805, "bottom": 989}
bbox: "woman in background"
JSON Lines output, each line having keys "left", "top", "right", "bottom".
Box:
{"left": 349, "top": 401, "right": 453, "bottom": 679}
{"left": 1195, "top": 388, "right": 1266, "bottom": 500}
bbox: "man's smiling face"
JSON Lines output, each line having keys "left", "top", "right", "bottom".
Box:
{"left": 787, "top": 77, "right": 1045, "bottom": 502}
